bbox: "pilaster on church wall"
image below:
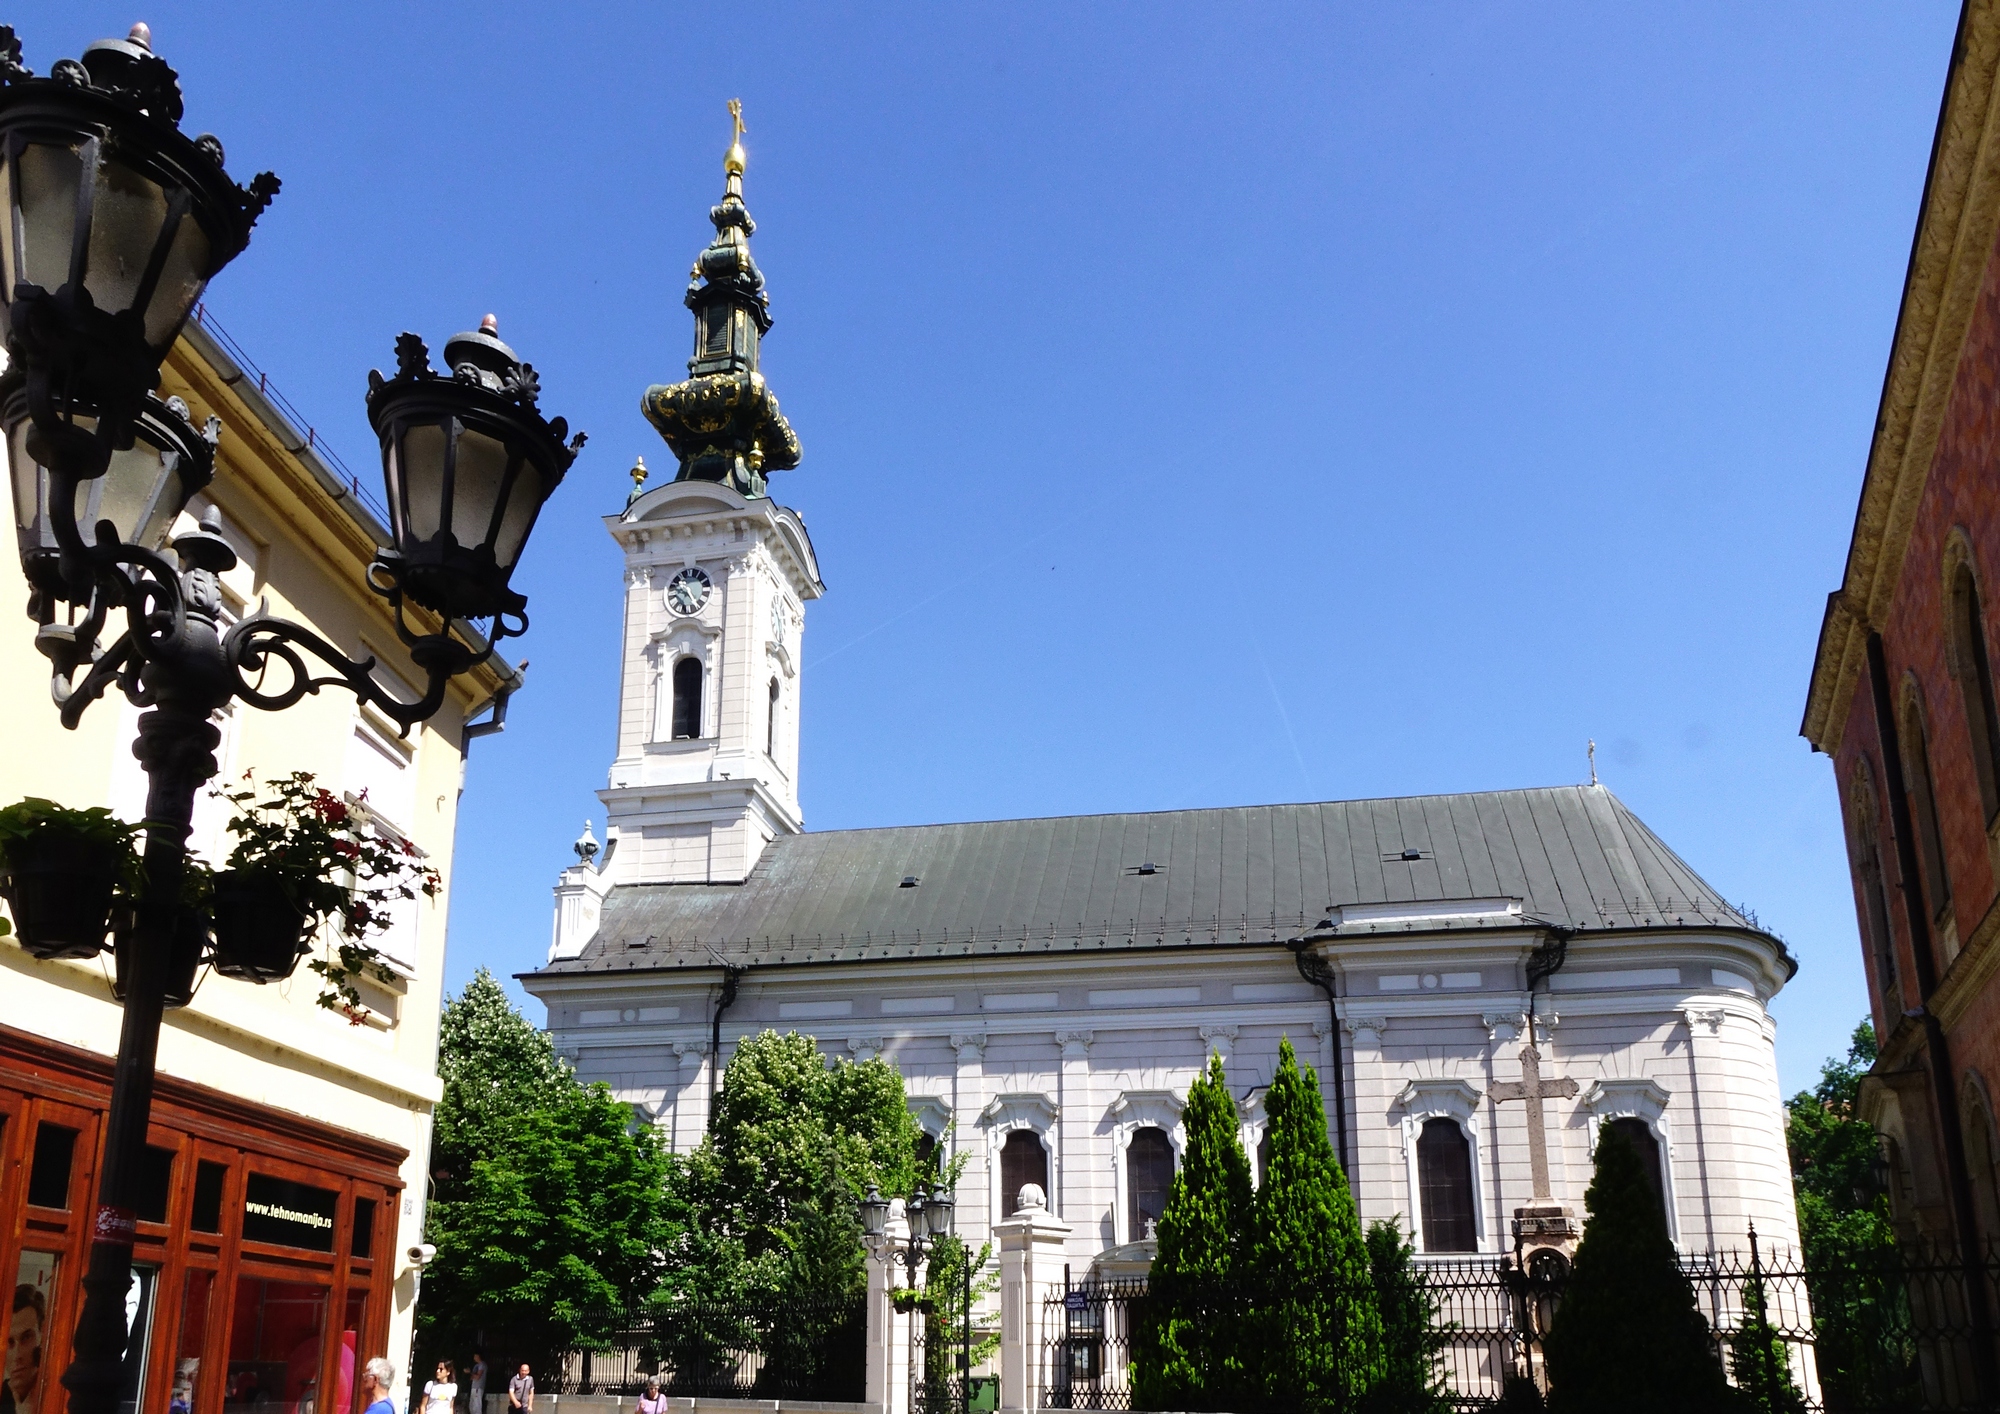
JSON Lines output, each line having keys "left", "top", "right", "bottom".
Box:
{"left": 1680, "top": 1002, "right": 1798, "bottom": 1253}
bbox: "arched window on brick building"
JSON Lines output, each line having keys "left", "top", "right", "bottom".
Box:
{"left": 1850, "top": 761, "right": 1901, "bottom": 1014}
{"left": 1901, "top": 695, "right": 1953, "bottom": 938}
{"left": 1951, "top": 561, "right": 2000, "bottom": 824}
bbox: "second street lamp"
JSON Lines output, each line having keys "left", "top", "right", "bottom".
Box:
{"left": 0, "top": 23, "right": 582, "bottom": 1414}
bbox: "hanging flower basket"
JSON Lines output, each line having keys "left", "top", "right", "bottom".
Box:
{"left": 0, "top": 799, "right": 139, "bottom": 961}
{"left": 1, "top": 837, "right": 121, "bottom": 960}
{"left": 209, "top": 871, "right": 311, "bottom": 983}
{"left": 113, "top": 907, "right": 211, "bottom": 1009}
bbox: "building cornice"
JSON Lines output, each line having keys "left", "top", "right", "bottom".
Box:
{"left": 1805, "top": 0, "right": 2000, "bottom": 750}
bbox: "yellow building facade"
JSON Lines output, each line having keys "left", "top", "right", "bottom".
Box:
{"left": 0, "top": 316, "right": 519, "bottom": 1414}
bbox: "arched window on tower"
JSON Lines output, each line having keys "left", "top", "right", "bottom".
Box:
{"left": 1604, "top": 1118, "right": 1665, "bottom": 1222}
{"left": 1953, "top": 563, "right": 2000, "bottom": 825}
{"left": 1415, "top": 1118, "right": 1476, "bottom": 1252}
{"left": 1126, "top": 1128, "right": 1175, "bottom": 1241}
{"left": 999, "top": 1130, "right": 1049, "bottom": 1216}
{"left": 767, "top": 677, "right": 779, "bottom": 758}
{"left": 671, "top": 657, "right": 703, "bottom": 740}
{"left": 1901, "top": 697, "right": 1953, "bottom": 936}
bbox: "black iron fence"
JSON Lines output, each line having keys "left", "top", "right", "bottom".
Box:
{"left": 1039, "top": 1238, "right": 2000, "bottom": 1412}
{"left": 542, "top": 1293, "right": 866, "bottom": 1402}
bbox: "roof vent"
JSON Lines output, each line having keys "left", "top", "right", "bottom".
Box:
{"left": 1389, "top": 849, "right": 1426, "bottom": 862}
{"left": 900, "top": 875, "right": 920, "bottom": 889}
{"left": 1128, "top": 862, "right": 1160, "bottom": 876}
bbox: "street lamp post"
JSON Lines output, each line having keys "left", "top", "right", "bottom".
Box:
{"left": 0, "top": 24, "right": 582, "bottom": 1414}
{"left": 861, "top": 1183, "right": 964, "bottom": 1414}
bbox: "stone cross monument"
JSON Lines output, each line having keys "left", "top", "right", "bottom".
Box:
{"left": 1490, "top": 1011, "right": 1580, "bottom": 1255}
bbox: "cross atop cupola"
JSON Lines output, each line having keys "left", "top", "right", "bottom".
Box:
{"left": 641, "top": 100, "right": 801, "bottom": 498}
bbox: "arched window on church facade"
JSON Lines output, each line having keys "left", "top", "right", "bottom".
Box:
{"left": 1952, "top": 560, "right": 2000, "bottom": 825}
{"left": 1256, "top": 1129, "right": 1271, "bottom": 1189}
{"left": 1126, "top": 1128, "right": 1175, "bottom": 1241}
{"left": 1604, "top": 1117, "right": 1666, "bottom": 1219}
{"left": 915, "top": 1131, "right": 938, "bottom": 1178}
{"left": 1000, "top": 1130, "right": 1049, "bottom": 1216}
{"left": 671, "top": 657, "right": 704, "bottom": 740}
{"left": 767, "top": 677, "right": 779, "bottom": 758}
{"left": 1415, "top": 1118, "right": 1476, "bottom": 1252}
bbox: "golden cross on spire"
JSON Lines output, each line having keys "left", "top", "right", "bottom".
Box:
{"left": 725, "top": 99, "right": 747, "bottom": 176}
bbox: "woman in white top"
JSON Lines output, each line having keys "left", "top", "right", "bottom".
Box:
{"left": 422, "top": 1361, "right": 458, "bottom": 1414}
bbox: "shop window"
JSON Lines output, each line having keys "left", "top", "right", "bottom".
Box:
{"left": 1606, "top": 1118, "right": 1666, "bottom": 1220}
{"left": 137, "top": 1145, "right": 176, "bottom": 1225}
{"left": 1416, "top": 1118, "right": 1477, "bottom": 1252}
{"left": 192, "top": 1160, "right": 227, "bottom": 1234}
{"left": 339, "top": 1289, "right": 368, "bottom": 1414}
{"left": 1127, "top": 1128, "right": 1175, "bottom": 1241}
{"left": 1000, "top": 1131, "right": 1049, "bottom": 1215}
{"left": 27, "top": 1122, "right": 77, "bottom": 1209}
{"left": 351, "top": 1199, "right": 377, "bottom": 1259}
{"left": 224, "top": 1277, "right": 327, "bottom": 1410}
{"left": 116, "top": 1262, "right": 160, "bottom": 1414}
{"left": 175, "top": 1269, "right": 216, "bottom": 1414}
{"left": 9, "top": 1250, "right": 58, "bottom": 1414}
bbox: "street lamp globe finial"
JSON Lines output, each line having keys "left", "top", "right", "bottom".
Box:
{"left": 480, "top": 313, "right": 499, "bottom": 336}
{"left": 128, "top": 22, "right": 152, "bottom": 50}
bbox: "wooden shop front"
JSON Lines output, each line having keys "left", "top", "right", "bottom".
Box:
{"left": 0, "top": 1026, "right": 404, "bottom": 1414}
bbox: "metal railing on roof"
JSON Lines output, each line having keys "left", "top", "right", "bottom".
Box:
{"left": 190, "top": 303, "right": 393, "bottom": 528}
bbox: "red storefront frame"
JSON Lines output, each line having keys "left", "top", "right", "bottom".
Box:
{"left": 0, "top": 1025, "right": 404, "bottom": 1414}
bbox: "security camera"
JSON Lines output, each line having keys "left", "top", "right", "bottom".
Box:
{"left": 407, "top": 1242, "right": 437, "bottom": 1268}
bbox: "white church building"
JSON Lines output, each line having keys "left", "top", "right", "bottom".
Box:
{"left": 520, "top": 132, "right": 1803, "bottom": 1279}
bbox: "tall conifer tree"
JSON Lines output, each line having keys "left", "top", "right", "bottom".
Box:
{"left": 1250, "top": 1036, "right": 1383, "bottom": 1413}
{"left": 1136, "top": 1052, "right": 1254, "bottom": 1411}
{"left": 1543, "top": 1127, "right": 1738, "bottom": 1413}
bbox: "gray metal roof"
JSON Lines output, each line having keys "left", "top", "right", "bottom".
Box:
{"left": 533, "top": 786, "right": 1770, "bottom": 977}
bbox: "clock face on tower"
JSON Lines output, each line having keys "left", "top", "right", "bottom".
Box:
{"left": 770, "top": 597, "right": 786, "bottom": 646}
{"left": 666, "top": 567, "right": 712, "bottom": 616}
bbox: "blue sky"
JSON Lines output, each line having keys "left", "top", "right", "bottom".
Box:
{"left": 23, "top": 3, "right": 1961, "bottom": 1092}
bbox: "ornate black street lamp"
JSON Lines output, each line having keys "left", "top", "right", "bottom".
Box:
{"left": 0, "top": 24, "right": 581, "bottom": 1414}
{"left": 861, "top": 1182, "right": 968, "bottom": 1414}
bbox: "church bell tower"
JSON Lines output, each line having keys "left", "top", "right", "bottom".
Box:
{"left": 552, "top": 105, "right": 823, "bottom": 957}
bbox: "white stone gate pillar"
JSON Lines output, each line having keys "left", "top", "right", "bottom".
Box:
{"left": 995, "top": 1187, "right": 1071, "bottom": 1414}
{"left": 867, "top": 1206, "right": 914, "bottom": 1414}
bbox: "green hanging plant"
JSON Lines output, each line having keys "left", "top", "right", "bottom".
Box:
{"left": 0, "top": 797, "right": 143, "bottom": 959}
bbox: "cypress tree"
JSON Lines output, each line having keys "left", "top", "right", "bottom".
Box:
{"left": 1136, "top": 1052, "right": 1254, "bottom": 1411}
{"left": 1250, "top": 1036, "right": 1384, "bottom": 1413}
{"left": 1543, "top": 1126, "right": 1740, "bottom": 1414}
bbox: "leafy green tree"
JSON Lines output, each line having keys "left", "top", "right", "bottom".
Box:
{"left": 1543, "top": 1127, "right": 1737, "bottom": 1414}
{"left": 421, "top": 1078, "right": 678, "bottom": 1375}
{"left": 1363, "top": 1218, "right": 1450, "bottom": 1414}
{"left": 430, "top": 968, "right": 575, "bottom": 1195}
{"left": 1784, "top": 1020, "right": 1917, "bottom": 1411}
{"left": 1136, "top": 1052, "right": 1254, "bottom": 1411}
{"left": 1250, "top": 1036, "right": 1384, "bottom": 1414}
{"left": 692, "top": 1029, "right": 920, "bottom": 1265}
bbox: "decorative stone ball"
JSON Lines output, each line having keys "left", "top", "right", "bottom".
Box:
{"left": 1016, "top": 1183, "right": 1047, "bottom": 1212}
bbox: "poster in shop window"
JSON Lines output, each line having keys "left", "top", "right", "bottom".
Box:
{"left": 4, "top": 1251, "right": 58, "bottom": 1414}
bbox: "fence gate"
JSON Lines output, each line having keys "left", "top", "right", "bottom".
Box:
{"left": 1040, "top": 1279, "right": 1142, "bottom": 1411}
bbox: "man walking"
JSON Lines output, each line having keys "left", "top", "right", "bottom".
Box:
{"left": 360, "top": 1358, "right": 397, "bottom": 1414}
{"left": 468, "top": 1353, "right": 488, "bottom": 1414}
{"left": 508, "top": 1364, "right": 534, "bottom": 1414}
